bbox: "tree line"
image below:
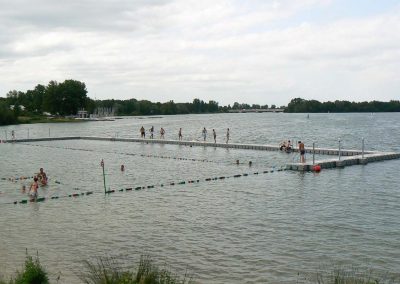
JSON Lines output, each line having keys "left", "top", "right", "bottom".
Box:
{"left": 2, "top": 79, "right": 400, "bottom": 126}
{"left": 285, "top": 98, "right": 400, "bottom": 113}
{"left": 0, "top": 79, "right": 277, "bottom": 125}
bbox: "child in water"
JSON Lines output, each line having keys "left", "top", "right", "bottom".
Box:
{"left": 29, "top": 177, "right": 39, "bottom": 201}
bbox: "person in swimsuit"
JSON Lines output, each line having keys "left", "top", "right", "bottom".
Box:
{"left": 29, "top": 177, "right": 39, "bottom": 201}
{"left": 298, "top": 141, "right": 305, "bottom": 163}
{"left": 178, "top": 128, "right": 182, "bottom": 140}
{"left": 213, "top": 129, "right": 216, "bottom": 143}
{"left": 280, "top": 140, "right": 287, "bottom": 151}
{"left": 38, "top": 168, "right": 47, "bottom": 186}
{"left": 226, "top": 128, "right": 230, "bottom": 144}
{"left": 160, "top": 128, "right": 165, "bottom": 139}
{"left": 140, "top": 126, "right": 145, "bottom": 138}
{"left": 202, "top": 127, "right": 207, "bottom": 141}
{"left": 150, "top": 126, "right": 154, "bottom": 139}
{"left": 286, "top": 140, "right": 292, "bottom": 153}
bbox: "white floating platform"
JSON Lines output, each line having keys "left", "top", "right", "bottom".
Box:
{"left": 5, "top": 136, "right": 400, "bottom": 171}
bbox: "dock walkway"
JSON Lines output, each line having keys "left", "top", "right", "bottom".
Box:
{"left": 6, "top": 136, "right": 400, "bottom": 171}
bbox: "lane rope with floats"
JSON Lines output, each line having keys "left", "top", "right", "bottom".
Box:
{"left": 21, "top": 143, "right": 221, "bottom": 164}
{"left": 4, "top": 165, "right": 287, "bottom": 206}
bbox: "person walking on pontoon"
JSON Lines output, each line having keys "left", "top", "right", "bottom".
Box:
{"left": 298, "top": 141, "right": 306, "bottom": 163}
{"left": 178, "top": 128, "right": 182, "bottom": 140}
{"left": 140, "top": 126, "right": 145, "bottom": 138}
{"left": 160, "top": 127, "right": 165, "bottom": 139}
{"left": 149, "top": 126, "right": 154, "bottom": 139}
{"left": 202, "top": 127, "right": 207, "bottom": 141}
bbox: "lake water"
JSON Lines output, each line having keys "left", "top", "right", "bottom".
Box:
{"left": 0, "top": 113, "right": 399, "bottom": 283}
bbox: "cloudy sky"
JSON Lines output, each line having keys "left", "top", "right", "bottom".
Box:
{"left": 0, "top": 0, "right": 399, "bottom": 106}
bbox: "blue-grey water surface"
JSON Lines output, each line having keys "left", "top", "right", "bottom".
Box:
{"left": 0, "top": 113, "right": 399, "bottom": 283}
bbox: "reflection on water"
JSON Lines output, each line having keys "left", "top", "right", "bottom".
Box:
{"left": 0, "top": 113, "right": 400, "bottom": 283}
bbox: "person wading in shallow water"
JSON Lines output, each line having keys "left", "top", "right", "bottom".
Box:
{"left": 226, "top": 128, "right": 230, "bottom": 144}
{"left": 37, "top": 168, "right": 47, "bottom": 186}
{"left": 298, "top": 141, "right": 306, "bottom": 163}
{"left": 29, "top": 177, "right": 39, "bottom": 201}
{"left": 213, "top": 129, "right": 216, "bottom": 143}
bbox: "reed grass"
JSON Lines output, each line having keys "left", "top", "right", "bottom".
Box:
{"left": 303, "top": 266, "right": 397, "bottom": 284}
{"left": 80, "top": 255, "right": 192, "bottom": 284}
{"left": 2, "top": 251, "right": 49, "bottom": 284}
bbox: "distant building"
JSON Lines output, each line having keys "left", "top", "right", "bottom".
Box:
{"left": 77, "top": 109, "right": 88, "bottom": 118}
{"left": 9, "top": 105, "right": 25, "bottom": 111}
{"left": 91, "top": 107, "right": 115, "bottom": 118}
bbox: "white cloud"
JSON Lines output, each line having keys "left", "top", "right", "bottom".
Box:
{"left": 0, "top": 0, "right": 399, "bottom": 105}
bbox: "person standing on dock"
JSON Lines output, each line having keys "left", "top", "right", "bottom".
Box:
{"left": 140, "top": 126, "right": 145, "bottom": 138}
{"left": 150, "top": 126, "right": 154, "bottom": 139}
{"left": 226, "top": 128, "right": 230, "bottom": 144}
{"left": 298, "top": 141, "right": 305, "bottom": 163}
{"left": 202, "top": 127, "right": 207, "bottom": 141}
{"left": 160, "top": 127, "right": 165, "bottom": 139}
{"left": 213, "top": 129, "right": 216, "bottom": 143}
{"left": 178, "top": 128, "right": 182, "bottom": 140}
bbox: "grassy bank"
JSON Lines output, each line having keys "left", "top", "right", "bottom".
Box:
{"left": 1, "top": 253, "right": 398, "bottom": 284}
{"left": 0, "top": 253, "right": 193, "bottom": 284}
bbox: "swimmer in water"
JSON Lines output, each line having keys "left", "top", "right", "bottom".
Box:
{"left": 37, "top": 168, "right": 48, "bottom": 186}
{"left": 29, "top": 177, "right": 39, "bottom": 201}
{"left": 120, "top": 165, "right": 125, "bottom": 171}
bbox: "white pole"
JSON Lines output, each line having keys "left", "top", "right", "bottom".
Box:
{"left": 313, "top": 142, "right": 315, "bottom": 165}
{"left": 362, "top": 137, "right": 365, "bottom": 159}
{"left": 338, "top": 138, "right": 341, "bottom": 160}
{"left": 27, "top": 129, "right": 29, "bottom": 139}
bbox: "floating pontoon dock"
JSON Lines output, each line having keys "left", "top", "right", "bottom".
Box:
{"left": 5, "top": 136, "right": 400, "bottom": 171}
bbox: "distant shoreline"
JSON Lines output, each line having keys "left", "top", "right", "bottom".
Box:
{"left": 2, "top": 111, "right": 400, "bottom": 127}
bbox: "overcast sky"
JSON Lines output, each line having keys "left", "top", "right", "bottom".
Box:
{"left": 0, "top": 0, "right": 399, "bottom": 106}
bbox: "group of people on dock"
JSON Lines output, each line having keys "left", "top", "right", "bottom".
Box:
{"left": 139, "top": 125, "right": 306, "bottom": 162}
{"left": 139, "top": 126, "right": 230, "bottom": 143}
{"left": 279, "top": 140, "right": 306, "bottom": 163}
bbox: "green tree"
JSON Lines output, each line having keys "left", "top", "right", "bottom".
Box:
{"left": 57, "top": 79, "right": 88, "bottom": 115}
{"left": 43, "top": 80, "right": 61, "bottom": 114}
{"left": 0, "top": 101, "right": 17, "bottom": 125}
